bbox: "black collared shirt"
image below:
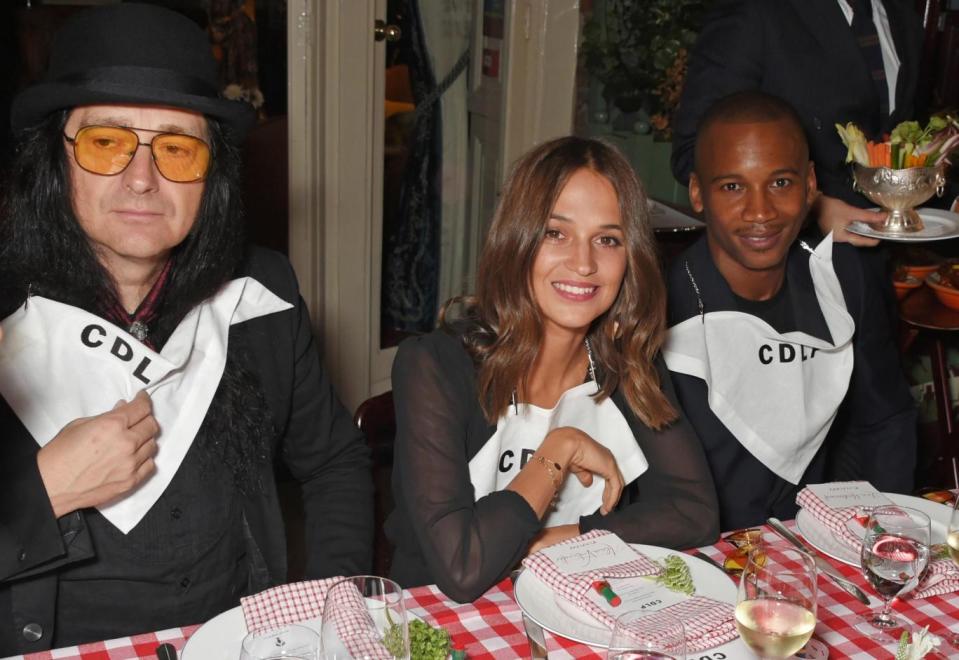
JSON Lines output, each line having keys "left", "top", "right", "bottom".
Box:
{"left": 53, "top": 438, "right": 248, "bottom": 647}
{"left": 667, "top": 234, "right": 917, "bottom": 530}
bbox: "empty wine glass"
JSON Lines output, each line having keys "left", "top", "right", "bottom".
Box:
{"left": 856, "top": 506, "right": 931, "bottom": 638}
{"left": 240, "top": 624, "right": 320, "bottom": 660}
{"left": 735, "top": 543, "right": 817, "bottom": 659}
{"left": 606, "top": 609, "right": 686, "bottom": 660}
{"left": 320, "top": 576, "right": 409, "bottom": 659}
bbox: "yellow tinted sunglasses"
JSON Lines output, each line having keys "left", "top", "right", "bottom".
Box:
{"left": 63, "top": 125, "right": 211, "bottom": 183}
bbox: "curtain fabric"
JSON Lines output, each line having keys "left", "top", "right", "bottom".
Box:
{"left": 419, "top": 0, "right": 472, "bottom": 307}
{"left": 383, "top": 0, "right": 470, "bottom": 335}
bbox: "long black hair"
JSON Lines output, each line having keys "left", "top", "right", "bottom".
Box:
{"left": 0, "top": 108, "right": 245, "bottom": 341}
{"left": 0, "top": 109, "right": 273, "bottom": 490}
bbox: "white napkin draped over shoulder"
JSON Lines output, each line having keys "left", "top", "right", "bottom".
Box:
{"left": 468, "top": 380, "right": 648, "bottom": 526}
{"left": 663, "top": 235, "right": 855, "bottom": 484}
{"left": 0, "top": 277, "right": 292, "bottom": 533}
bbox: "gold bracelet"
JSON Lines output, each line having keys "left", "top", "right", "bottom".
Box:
{"left": 536, "top": 455, "right": 563, "bottom": 503}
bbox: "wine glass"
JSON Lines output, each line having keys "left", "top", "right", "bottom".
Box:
{"left": 606, "top": 609, "right": 686, "bottom": 660}
{"left": 856, "top": 505, "right": 931, "bottom": 638}
{"left": 946, "top": 499, "right": 959, "bottom": 648}
{"left": 320, "top": 576, "right": 409, "bottom": 659}
{"left": 735, "top": 543, "right": 817, "bottom": 659}
{"left": 948, "top": 497, "right": 959, "bottom": 567}
{"left": 240, "top": 624, "right": 320, "bottom": 660}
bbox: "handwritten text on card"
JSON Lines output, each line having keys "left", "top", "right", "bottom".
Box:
{"left": 540, "top": 534, "right": 639, "bottom": 575}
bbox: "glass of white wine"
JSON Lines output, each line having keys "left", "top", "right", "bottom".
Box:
{"left": 948, "top": 497, "right": 959, "bottom": 566}
{"left": 947, "top": 499, "right": 959, "bottom": 649}
{"left": 735, "top": 543, "right": 817, "bottom": 659}
{"left": 606, "top": 609, "right": 686, "bottom": 660}
{"left": 855, "top": 506, "right": 930, "bottom": 638}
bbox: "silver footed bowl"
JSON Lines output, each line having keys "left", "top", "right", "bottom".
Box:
{"left": 852, "top": 164, "right": 946, "bottom": 233}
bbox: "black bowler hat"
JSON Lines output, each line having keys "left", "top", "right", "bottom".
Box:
{"left": 11, "top": 3, "right": 256, "bottom": 140}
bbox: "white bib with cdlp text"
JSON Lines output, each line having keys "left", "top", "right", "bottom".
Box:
{"left": 467, "top": 379, "right": 649, "bottom": 527}
{"left": 663, "top": 234, "right": 855, "bottom": 485}
{"left": 0, "top": 277, "right": 293, "bottom": 533}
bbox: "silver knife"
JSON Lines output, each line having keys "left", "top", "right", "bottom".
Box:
{"left": 767, "top": 517, "right": 871, "bottom": 605}
{"left": 521, "top": 612, "right": 550, "bottom": 659}
{"left": 692, "top": 550, "right": 731, "bottom": 577}
{"left": 510, "top": 569, "right": 550, "bottom": 659}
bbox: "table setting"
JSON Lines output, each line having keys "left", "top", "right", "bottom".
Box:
{"left": 9, "top": 481, "right": 959, "bottom": 660}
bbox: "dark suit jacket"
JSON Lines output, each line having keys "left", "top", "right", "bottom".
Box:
{"left": 0, "top": 248, "right": 373, "bottom": 654}
{"left": 671, "top": 0, "right": 924, "bottom": 207}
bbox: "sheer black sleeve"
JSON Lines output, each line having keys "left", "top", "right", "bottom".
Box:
{"left": 580, "top": 355, "right": 720, "bottom": 548}
{"left": 390, "top": 333, "right": 542, "bottom": 602}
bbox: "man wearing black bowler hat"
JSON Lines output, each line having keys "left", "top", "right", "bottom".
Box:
{"left": 0, "top": 4, "right": 373, "bottom": 653}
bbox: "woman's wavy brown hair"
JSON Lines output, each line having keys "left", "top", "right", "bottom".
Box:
{"left": 442, "top": 136, "right": 677, "bottom": 429}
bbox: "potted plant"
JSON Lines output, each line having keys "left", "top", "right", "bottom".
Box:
{"left": 581, "top": 0, "right": 708, "bottom": 140}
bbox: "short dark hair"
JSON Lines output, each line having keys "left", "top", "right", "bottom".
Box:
{"left": 693, "top": 91, "right": 809, "bottom": 174}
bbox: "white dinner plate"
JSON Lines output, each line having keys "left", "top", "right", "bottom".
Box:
{"left": 181, "top": 602, "right": 422, "bottom": 660}
{"left": 795, "top": 492, "right": 951, "bottom": 567}
{"left": 513, "top": 543, "right": 747, "bottom": 655}
{"left": 846, "top": 207, "right": 959, "bottom": 242}
{"left": 181, "top": 606, "right": 269, "bottom": 660}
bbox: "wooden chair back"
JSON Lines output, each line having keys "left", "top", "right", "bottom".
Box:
{"left": 354, "top": 391, "right": 396, "bottom": 577}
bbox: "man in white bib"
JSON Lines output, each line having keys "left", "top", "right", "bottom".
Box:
{"left": 664, "top": 92, "right": 917, "bottom": 530}
{"left": 0, "top": 5, "right": 372, "bottom": 654}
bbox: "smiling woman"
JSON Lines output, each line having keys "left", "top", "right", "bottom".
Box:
{"left": 530, "top": 168, "right": 627, "bottom": 338}
{"left": 385, "top": 136, "right": 720, "bottom": 602}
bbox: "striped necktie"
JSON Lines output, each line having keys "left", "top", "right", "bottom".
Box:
{"left": 850, "top": 0, "right": 889, "bottom": 121}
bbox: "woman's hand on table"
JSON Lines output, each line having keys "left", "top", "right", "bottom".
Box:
{"left": 507, "top": 426, "right": 624, "bottom": 518}
{"left": 37, "top": 390, "right": 159, "bottom": 517}
{"left": 547, "top": 426, "right": 625, "bottom": 515}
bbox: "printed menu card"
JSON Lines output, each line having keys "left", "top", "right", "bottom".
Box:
{"left": 805, "top": 481, "right": 893, "bottom": 509}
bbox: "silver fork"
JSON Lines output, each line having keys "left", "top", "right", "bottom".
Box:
{"left": 510, "top": 569, "right": 550, "bottom": 659}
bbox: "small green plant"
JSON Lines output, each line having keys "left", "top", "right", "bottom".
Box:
{"left": 383, "top": 618, "right": 451, "bottom": 660}
{"left": 654, "top": 554, "right": 696, "bottom": 595}
{"left": 581, "top": 0, "right": 709, "bottom": 139}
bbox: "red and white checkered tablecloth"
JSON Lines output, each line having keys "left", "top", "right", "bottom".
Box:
{"left": 8, "top": 521, "right": 959, "bottom": 660}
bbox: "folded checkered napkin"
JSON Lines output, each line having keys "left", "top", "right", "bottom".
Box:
{"left": 241, "top": 578, "right": 339, "bottom": 633}
{"left": 240, "top": 578, "right": 392, "bottom": 659}
{"left": 522, "top": 530, "right": 737, "bottom": 652}
{"left": 911, "top": 557, "right": 959, "bottom": 599}
{"left": 796, "top": 485, "right": 864, "bottom": 550}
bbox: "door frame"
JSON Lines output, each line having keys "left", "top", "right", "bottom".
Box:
{"left": 287, "top": 0, "right": 579, "bottom": 413}
{"left": 288, "top": 1, "right": 379, "bottom": 412}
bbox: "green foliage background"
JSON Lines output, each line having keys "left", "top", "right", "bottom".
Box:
{"left": 581, "top": 0, "right": 708, "bottom": 137}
